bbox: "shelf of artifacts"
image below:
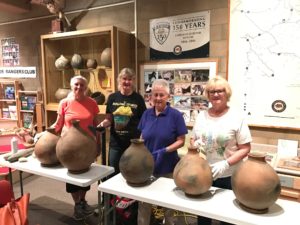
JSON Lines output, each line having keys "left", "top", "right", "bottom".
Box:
{"left": 40, "top": 26, "right": 135, "bottom": 126}
{"left": 17, "top": 90, "right": 43, "bottom": 132}
{"left": 0, "top": 80, "right": 19, "bottom": 128}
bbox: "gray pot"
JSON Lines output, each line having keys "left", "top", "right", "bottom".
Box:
{"left": 71, "top": 54, "right": 83, "bottom": 69}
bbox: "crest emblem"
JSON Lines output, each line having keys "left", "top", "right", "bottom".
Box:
{"left": 152, "top": 22, "right": 170, "bottom": 45}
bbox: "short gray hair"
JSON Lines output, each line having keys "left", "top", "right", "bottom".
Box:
{"left": 152, "top": 79, "right": 170, "bottom": 94}
{"left": 70, "top": 75, "right": 87, "bottom": 87}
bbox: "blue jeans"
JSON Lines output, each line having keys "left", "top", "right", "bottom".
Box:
{"left": 197, "top": 176, "right": 234, "bottom": 225}
{"left": 108, "top": 146, "right": 124, "bottom": 177}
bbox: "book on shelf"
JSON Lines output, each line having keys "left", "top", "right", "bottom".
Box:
{"left": 20, "top": 95, "right": 37, "bottom": 110}
{"left": 4, "top": 86, "right": 15, "bottom": 99}
{"left": 8, "top": 105, "right": 17, "bottom": 120}
{"left": 23, "top": 112, "right": 33, "bottom": 128}
{"left": 2, "top": 108, "right": 10, "bottom": 119}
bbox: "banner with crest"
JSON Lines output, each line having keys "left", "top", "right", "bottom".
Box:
{"left": 150, "top": 11, "right": 210, "bottom": 60}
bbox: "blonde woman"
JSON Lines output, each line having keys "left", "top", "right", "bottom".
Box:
{"left": 99, "top": 68, "right": 146, "bottom": 176}
{"left": 191, "top": 76, "right": 252, "bottom": 225}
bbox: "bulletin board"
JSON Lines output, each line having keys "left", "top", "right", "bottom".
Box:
{"left": 140, "top": 58, "right": 218, "bottom": 127}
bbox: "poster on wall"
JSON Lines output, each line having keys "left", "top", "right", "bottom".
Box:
{"left": 149, "top": 11, "right": 210, "bottom": 60}
{"left": 1, "top": 37, "right": 20, "bottom": 66}
{"left": 228, "top": 0, "right": 300, "bottom": 129}
{"left": 140, "top": 58, "right": 218, "bottom": 126}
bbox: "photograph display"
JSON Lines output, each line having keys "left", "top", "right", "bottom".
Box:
{"left": 140, "top": 59, "right": 218, "bottom": 126}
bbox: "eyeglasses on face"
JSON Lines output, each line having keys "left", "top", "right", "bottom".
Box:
{"left": 207, "top": 89, "right": 225, "bottom": 95}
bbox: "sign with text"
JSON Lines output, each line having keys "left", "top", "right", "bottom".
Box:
{"left": 150, "top": 11, "right": 210, "bottom": 60}
{"left": 0, "top": 67, "right": 37, "bottom": 78}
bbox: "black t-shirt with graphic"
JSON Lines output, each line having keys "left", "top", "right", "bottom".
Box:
{"left": 106, "top": 91, "right": 146, "bottom": 151}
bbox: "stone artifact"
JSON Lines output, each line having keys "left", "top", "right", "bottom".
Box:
{"left": 173, "top": 146, "right": 212, "bottom": 196}
{"left": 231, "top": 152, "right": 281, "bottom": 214}
{"left": 34, "top": 127, "right": 60, "bottom": 167}
{"left": 56, "top": 120, "right": 97, "bottom": 174}
{"left": 119, "top": 139, "right": 154, "bottom": 186}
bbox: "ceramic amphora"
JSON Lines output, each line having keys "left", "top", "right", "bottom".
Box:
{"left": 119, "top": 139, "right": 154, "bottom": 186}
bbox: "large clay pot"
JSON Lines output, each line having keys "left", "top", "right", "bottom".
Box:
{"left": 173, "top": 146, "right": 212, "bottom": 196}
{"left": 100, "top": 47, "right": 112, "bottom": 67}
{"left": 56, "top": 120, "right": 97, "bottom": 174}
{"left": 119, "top": 139, "right": 154, "bottom": 186}
{"left": 55, "top": 87, "right": 71, "bottom": 101}
{"left": 71, "top": 53, "right": 84, "bottom": 69}
{"left": 55, "top": 54, "right": 69, "bottom": 70}
{"left": 34, "top": 127, "right": 60, "bottom": 167}
{"left": 231, "top": 152, "right": 281, "bottom": 214}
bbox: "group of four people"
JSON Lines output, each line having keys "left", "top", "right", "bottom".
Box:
{"left": 49, "top": 67, "right": 252, "bottom": 225}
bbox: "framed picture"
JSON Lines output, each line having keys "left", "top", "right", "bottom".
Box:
{"left": 140, "top": 58, "right": 218, "bottom": 126}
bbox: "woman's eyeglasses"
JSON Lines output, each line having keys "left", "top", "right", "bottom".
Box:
{"left": 208, "top": 89, "right": 225, "bottom": 95}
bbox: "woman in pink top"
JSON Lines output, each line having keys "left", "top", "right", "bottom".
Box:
{"left": 52, "top": 75, "right": 100, "bottom": 221}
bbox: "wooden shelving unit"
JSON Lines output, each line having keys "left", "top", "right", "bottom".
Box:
{"left": 40, "top": 26, "right": 135, "bottom": 126}
{"left": 17, "top": 90, "right": 43, "bottom": 132}
{"left": 0, "top": 80, "right": 19, "bottom": 129}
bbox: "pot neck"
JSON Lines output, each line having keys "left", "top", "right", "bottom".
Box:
{"left": 130, "top": 138, "right": 144, "bottom": 145}
{"left": 248, "top": 152, "right": 266, "bottom": 162}
{"left": 46, "top": 127, "right": 57, "bottom": 135}
{"left": 187, "top": 146, "right": 199, "bottom": 155}
{"left": 71, "top": 120, "right": 81, "bottom": 128}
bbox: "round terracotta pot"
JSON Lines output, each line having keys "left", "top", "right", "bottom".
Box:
{"left": 34, "top": 127, "right": 60, "bottom": 167}
{"left": 55, "top": 87, "right": 71, "bottom": 101}
{"left": 231, "top": 152, "right": 281, "bottom": 213}
{"left": 55, "top": 54, "right": 69, "bottom": 70}
{"left": 100, "top": 47, "right": 112, "bottom": 67}
{"left": 56, "top": 120, "right": 97, "bottom": 174}
{"left": 119, "top": 139, "right": 154, "bottom": 186}
{"left": 173, "top": 146, "right": 212, "bottom": 196}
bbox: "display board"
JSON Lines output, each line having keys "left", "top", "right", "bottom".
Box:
{"left": 140, "top": 58, "right": 218, "bottom": 127}
{"left": 228, "top": 0, "right": 300, "bottom": 130}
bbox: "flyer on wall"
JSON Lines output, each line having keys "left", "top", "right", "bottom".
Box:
{"left": 149, "top": 11, "right": 210, "bottom": 60}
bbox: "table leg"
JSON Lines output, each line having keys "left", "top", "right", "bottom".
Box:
{"left": 98, "top": 181, "right": 103, "bottom": 223}
{"left": 8, "top": 168, "right": 13, "bottom": 193}
{"left": 19, "top": 171, "right": 23, "bottom": 196}
{"left": 103, "top": 193, "right": 111, "bottom": 225}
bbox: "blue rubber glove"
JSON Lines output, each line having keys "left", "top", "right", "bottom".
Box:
{"left": 152, "top": 148, "right": 167, "bottom": 174}
{"left": 152, "top": 148, "right": 167, "bottom": 159}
